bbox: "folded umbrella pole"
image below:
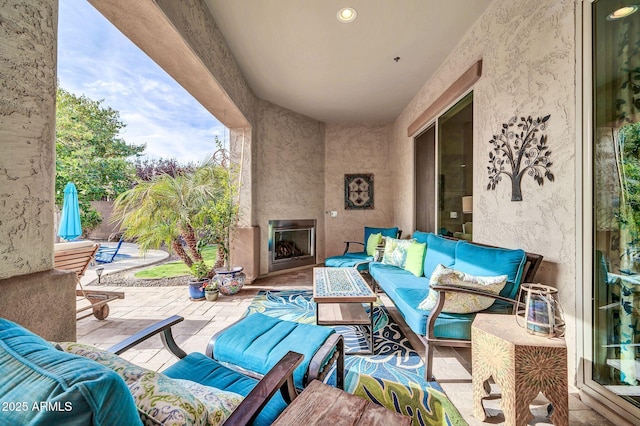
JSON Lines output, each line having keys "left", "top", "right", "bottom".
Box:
{"left": 58, "top": 182, "right": 82, "bottom": 241}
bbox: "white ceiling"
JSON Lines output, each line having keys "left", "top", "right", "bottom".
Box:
{"left": 204, "top": 0, "right": 493, "bottom": 124}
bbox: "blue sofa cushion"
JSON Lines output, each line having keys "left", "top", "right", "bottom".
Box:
{"left": 423, "top": 233, "right": 459, "bottom": 278}
{"left": 212, "top": 313, "right": 334, "bottom": 390}
{"left": 0, "top": 318, "right": 141, "bottom": 426}
{"left": 412, "top": 230, "right": 430, "bottom": 245}
{"left": 453, "top": 242, "right": 527, "bottom": 299}
{"left": 163, "top": 352, "right": 285, "bottom": 426}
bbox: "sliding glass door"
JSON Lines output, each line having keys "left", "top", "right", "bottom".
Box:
{"left": 414, "top": 93, "right": 473, "bottom": 236}
{"left": 591, "top": 0, "right": 640, "bottom": 411}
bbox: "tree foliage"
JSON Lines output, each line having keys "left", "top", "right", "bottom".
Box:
{"left": 112, "top": 145, "right": 238, "bottom": 277}
{"left": 133, "top": 157, "right": 195, "bottom": 181}
{"left": 617, "top": 123, "right": 640, "bottom": 248}
{"left": 56, "top": 87, "right": 145, "bottom": 231}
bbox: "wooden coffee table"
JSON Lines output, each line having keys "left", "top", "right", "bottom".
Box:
{"left": 273, "top": 379, "right": 412, "bottom": 425}
{"left": 313, "top": 267, "right": 377, "bottom": 354}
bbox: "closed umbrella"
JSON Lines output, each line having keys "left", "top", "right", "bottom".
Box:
{"left": 58, "top": 182, "right": 82, "bottom": 241}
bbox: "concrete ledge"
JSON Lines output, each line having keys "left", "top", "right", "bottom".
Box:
{"left": 0, "top": 269, "right": 77, "bottom": 341}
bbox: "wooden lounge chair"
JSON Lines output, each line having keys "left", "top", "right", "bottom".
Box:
{"left": 54, "top": 241, "right": 124, "bottom": 320}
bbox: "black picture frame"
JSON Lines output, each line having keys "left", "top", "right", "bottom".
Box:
{"left": 344, "top": 174, "right": 374, "bottom": 210}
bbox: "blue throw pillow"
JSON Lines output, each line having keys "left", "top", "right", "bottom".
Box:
{"left": 0, "top": 318, "right": 141, "bottom": 426}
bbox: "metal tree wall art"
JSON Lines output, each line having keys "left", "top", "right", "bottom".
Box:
{"left": 487, "top": 115, "right": 554, "bottom": 201}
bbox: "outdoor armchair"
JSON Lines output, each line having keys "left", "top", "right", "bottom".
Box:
{"left": 0, "top": 315, "right": 302, "bottom": 426}
{"left": 325, "top": 226, "right": 402, "bottom": 271}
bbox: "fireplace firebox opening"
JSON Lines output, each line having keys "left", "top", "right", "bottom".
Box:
{"left": 268, "top": 219, "right": 316, "bottom": 272}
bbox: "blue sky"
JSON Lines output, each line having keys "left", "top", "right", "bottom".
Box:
{"left": 57, "top": 0, "right": 226, "bottom": 164}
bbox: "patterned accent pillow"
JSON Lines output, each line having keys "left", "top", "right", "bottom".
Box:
{"left": 57, "top": 343, "right": 242, "bottom": 426}
{"left": 418, "top": 264, "right": 508, "bottom": 313}
{"left": 381, "top": 237, "right": 414, "bottom": 267}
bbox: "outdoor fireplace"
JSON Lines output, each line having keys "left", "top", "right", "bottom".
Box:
{"left": 268, "top": 219, "right": 316, "bottom": 272}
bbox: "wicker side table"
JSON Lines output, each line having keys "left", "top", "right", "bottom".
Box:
{"left": 472, "top": 314, "right": 568, "bottom": 426}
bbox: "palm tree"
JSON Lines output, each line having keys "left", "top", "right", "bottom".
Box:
{"left": 112, "top": 153, "right": 234, "bottom": 272}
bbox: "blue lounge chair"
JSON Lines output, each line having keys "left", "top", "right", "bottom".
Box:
{"left": 95, "top": 237, "right": 124, "bottom": 264}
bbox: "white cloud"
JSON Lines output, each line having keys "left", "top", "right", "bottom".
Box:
{"left": 57, "top": 0, "right": 226, "bottom": 164}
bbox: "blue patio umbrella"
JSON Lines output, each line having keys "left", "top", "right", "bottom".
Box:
{"left": 58, "top": 182, "right": 82, "bottom": 241}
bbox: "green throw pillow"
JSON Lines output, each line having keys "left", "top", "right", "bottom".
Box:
{"left": 403, "top": 242, "right": 426, "bottom": 277}
{"left": 418, "top": 264, "right": 508, "bottom": 313}
{"left": 366, "top": 233, "right": 382, "bottom": 256}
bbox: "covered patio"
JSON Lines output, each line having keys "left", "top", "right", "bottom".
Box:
{"left": 2, "top": 0, "right": 640, "bottom": 424}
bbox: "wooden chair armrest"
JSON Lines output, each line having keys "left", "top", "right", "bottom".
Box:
{"left": 106, "top": 315, "right": 187, "bottom": 358}
{"left": 306, "top": 334, "right": 344, "bottom": 389}
{"left": 223, "top": 351, "right": 304, "bottom": 426}
{"left": 343, "top": 241, "right": 365, "bottom": 254}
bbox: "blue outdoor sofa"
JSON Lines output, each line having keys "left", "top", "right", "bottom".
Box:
{"left": 369, "top": 231, "right": 543, "bottom": 380}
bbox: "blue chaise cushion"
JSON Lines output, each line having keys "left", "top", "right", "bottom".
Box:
{"left": 212, "top": 313, "right": 334, "bottom": 390}
{"left": 0, "top": 318, "right": 141, "bottom": 426}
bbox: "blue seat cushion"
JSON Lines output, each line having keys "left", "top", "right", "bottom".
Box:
{"left": 0, "top": 318, "right": 141, "bottom": 426}
{"left": 369, "top": 262, "right": 427, "bottom": 300}
{"left": 453, "top": 242, "right": 527, "bottom": 299}
{"left": 325, "top": 252, "right": 372, "bottom": 270}
{"left": 392, "top": 289, "right": 512, "bottom": 339}
{"left": 212, "top": 313, "right": 334, "bottom": 390}
{"left": 163, "top": 352, "right": 285, "bottom": 426}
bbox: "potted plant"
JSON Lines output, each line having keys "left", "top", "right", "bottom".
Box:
{"left": 198, "top": 148, "right": 244, "bottom": 295}
{"left": 204, "top": 281, "right": 219, "bottom": 301}
{"left": 188, "top": 261, "right": 209, "bottom": 301}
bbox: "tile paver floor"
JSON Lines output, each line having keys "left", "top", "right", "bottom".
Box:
{"left": 77, "top": 264, "right": 616, "bottom": 426}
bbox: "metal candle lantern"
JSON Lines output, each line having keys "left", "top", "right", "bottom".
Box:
{"left": 516, "top": 283, "right": 565, "bottom": 338}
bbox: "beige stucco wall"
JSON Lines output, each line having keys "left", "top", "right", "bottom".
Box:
{"left": 392, "top": 0, "right": 578, "bottom": 383}
{"left": 255, "top": 100, "right": 326, "bottom": 274}
{"left": 323, "top": 123, "right": 395, "bottom": 259}
{"left": 0, "top": 0, "right": 57, "bottom": 279}
{"left": 0, "top": 0, "right": 76, "bottom": 341}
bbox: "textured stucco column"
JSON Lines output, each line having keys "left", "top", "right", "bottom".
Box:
{"left": 0, "top": 0, "right": 76, "bottom": 340}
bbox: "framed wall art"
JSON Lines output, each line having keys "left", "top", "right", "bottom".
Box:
{"left": 344, "top": 174, "right": 374, "bottom": 210}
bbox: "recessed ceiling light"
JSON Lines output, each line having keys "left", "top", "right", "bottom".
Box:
{"left": 607, "top": 5, "right": 638, "bottom": 20}
{"left": 337, "top": 7, "right": 357, "bottom": 23}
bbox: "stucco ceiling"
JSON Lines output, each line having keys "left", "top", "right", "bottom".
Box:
{"left": 204, "top": 0, "right": 493, "bottom": 123}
